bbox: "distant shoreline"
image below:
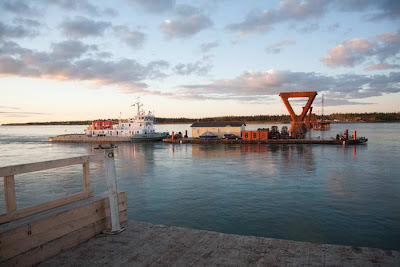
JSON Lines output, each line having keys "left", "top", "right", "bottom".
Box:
{"left": 2, "top": 120, "right": 400, "bottom": 126}
{"left": 2, "top": 112, "right": 399, "bottom": 126}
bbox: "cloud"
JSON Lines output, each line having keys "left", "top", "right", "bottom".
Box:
{"left": 364, "top": 63, "right": 400, "bottom": 71}
{"left": 113, "top": 26, "right": 146, "bottom": 48}
{"left": 0, "top": 0, "right": 39, "bottom": 16}
{"left": 173, "top": 62, "right": 212, "bottom": 76}
{"left": 326, "top": 23, "right": 340, "bottom": 32}
{"left": 51, "top": 40, "right": 98, "bottom": 60}
{"left": 290, "top": 22, "right": 320, "bottom": 33}
{"left": 321, "top": 27, "right": 400, "bottom": 67}
{"left": 129, "top": 0, "right": 175, "bottom": 13}
{"left": 103, "top": 7, "right": 119, "bottom": 17}
{"left": 44, "top": 0, "right": 99, "bottom": 16}
{"left": 13, "top": 18, "right": 42, "bottom": 28}
{"left": 60, "top": 16, "right": 111, "bottom": 38}
{"left": 200, "top": 41, "right": 219, "bottom": 60}
{"left": 322, "top": 98, "right": 372, "bottom": 106}
{"left": 0, "top": 111, "right": 48, "bottom": 117}
{"left": 0, "top": 106, "right": 20, "bottom": 110}
{"left": 226, "top": 0, "right": 328, "bottom": 35}
{"left": 0, "top": 41, "right": 171, "bottom": 95}
{"left": 266, "top": 39, "right": 296, "bottom": 54}
{"left": 43, "top": 0, "right": 118, "bottom": 17}
{"left": 161, "top": 4, "right": 213, "bottom": 38}
{"left": 176, "top": 69, "right": 400, "bottom": 104}
{"left": 226, "top": 0, "right": 400, "bottom": 35}
{"left": 0, "top": 20, "right": 41, "bottom": 40}
{"left": 337, "top": 1, "right": 400, "bottom": 21}
{"left": 200, "top": 41, "right": 219, "bottom": 53}
{"left": 96, "top": 52, "right": 113, "bottom": 58}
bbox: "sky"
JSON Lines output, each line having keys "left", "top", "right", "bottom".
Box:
{"left": 0, "top": 0, "right": 400, "bottom": 124}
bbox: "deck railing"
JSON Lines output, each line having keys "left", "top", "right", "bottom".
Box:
{"left": 0, "top": 154, "right": 104, "bottom": 224}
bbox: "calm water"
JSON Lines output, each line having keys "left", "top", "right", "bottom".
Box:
{"left": 0, "top": 123, "right": 399, "bottom": 250}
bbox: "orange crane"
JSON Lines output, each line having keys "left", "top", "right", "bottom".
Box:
{"left": 279, "top": 92, "right": 317, "bottom": 138}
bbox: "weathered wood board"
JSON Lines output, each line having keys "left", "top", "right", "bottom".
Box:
{"left": 0, "top": 191, "right": 127, "bottom": 266}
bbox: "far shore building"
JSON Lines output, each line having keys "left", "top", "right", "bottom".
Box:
{"left": 190, "top": 122, "right": 246, "bottom": 138}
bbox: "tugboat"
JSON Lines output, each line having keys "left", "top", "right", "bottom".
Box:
{"left": 335, "top": 129, "right": 368, "bottom": 145}
{"left": 84, "top": 99, "right": 169, "bottom": 142}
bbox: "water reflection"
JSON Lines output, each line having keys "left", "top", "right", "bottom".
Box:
{"left": 1, "top": 123, "right": 400, "bottom": 250}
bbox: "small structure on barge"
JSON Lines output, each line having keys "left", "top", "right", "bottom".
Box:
{"left": 191, "top": 122, "right": 246, "bottom": 138}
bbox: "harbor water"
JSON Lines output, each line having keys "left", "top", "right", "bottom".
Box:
{"left": 0, "top": 123, "right": 399, "bottom": 250}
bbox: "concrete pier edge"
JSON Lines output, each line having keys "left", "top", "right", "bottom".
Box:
{"left": 40, "top": 221, "right": 399, "bottom": 266}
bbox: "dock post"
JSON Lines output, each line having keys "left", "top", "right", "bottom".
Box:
{"left": 4, "top": 175, "right": 17, "bottom": 212}
{"left": 82, "top": 162, "right": 90, "bottom": 191}
{"left": 104, "top": 149, "right": 124, "bottom": 234}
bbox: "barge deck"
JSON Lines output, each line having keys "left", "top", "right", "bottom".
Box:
{"left": 163, "top": 138, "right": 366, "bottom": 145}
{"left": 48, "top": 135, "right": 367, "bottom": 145}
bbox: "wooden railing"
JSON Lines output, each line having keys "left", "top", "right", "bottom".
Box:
{"left": 0, "top": 154, "right": 103, "bottom": 224}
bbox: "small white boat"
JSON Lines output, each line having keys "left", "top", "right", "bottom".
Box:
{"left": 84, "top": 100, "right": 169, "bottom": 142}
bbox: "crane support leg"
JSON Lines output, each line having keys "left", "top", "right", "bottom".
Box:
{"left": 279, "top": 92, "right": 317, "bottom": 138}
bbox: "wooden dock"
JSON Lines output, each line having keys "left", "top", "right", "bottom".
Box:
{"left": 40, "top": 220, "right": 399, "bottom": 266}
{"left": 0, "top": 152, "right": 127, "bottom": 266}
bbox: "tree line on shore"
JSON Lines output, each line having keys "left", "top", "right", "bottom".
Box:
{"left": 3, "top": 112, "right": 400, "bottom": 125}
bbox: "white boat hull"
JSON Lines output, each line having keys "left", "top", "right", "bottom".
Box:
{"left": 130, "top": 132, "right": 169, "bottom": 142}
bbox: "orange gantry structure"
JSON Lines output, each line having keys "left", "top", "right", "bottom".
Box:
{"left": 279, "top": 92, "right": 317, "bottom": 138}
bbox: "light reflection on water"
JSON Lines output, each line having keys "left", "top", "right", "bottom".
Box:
{"left": 0, "top": 123, "right": 399, "bottom": 250}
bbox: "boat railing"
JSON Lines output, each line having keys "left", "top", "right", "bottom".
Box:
{"left": 0, "top": 154, "right": 104, "bottom": 224}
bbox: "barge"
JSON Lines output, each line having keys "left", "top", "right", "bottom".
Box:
{"left": 163, "top": 137, "right": 368, "bottom": 145}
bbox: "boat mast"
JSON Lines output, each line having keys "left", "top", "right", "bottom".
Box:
{"left": 131, "top": 97, "right": 143, "bottom": 116}
{"left": 321, "top": 94, "right": 324, "bottom": 121}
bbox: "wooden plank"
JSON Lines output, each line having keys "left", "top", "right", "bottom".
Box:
{"left": 1, "top": 201, "right": 127, "bottom": 261}
{"left": 82, "top": 162, "right": 90, "bottom": 191}
{"left": 0, "top": 154, "right": 103, "bottom": 177}
{"left": 2, "top": 211, "right": 127, "bottom": 267}
{"left": 4, "top": 175, "right": 16, "bottom": 212}
{"left": 0, "top": 190, "right": 94, "bottom": 224}
{"left": 0, "top": 192, "right": 126, "bottom": 247}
